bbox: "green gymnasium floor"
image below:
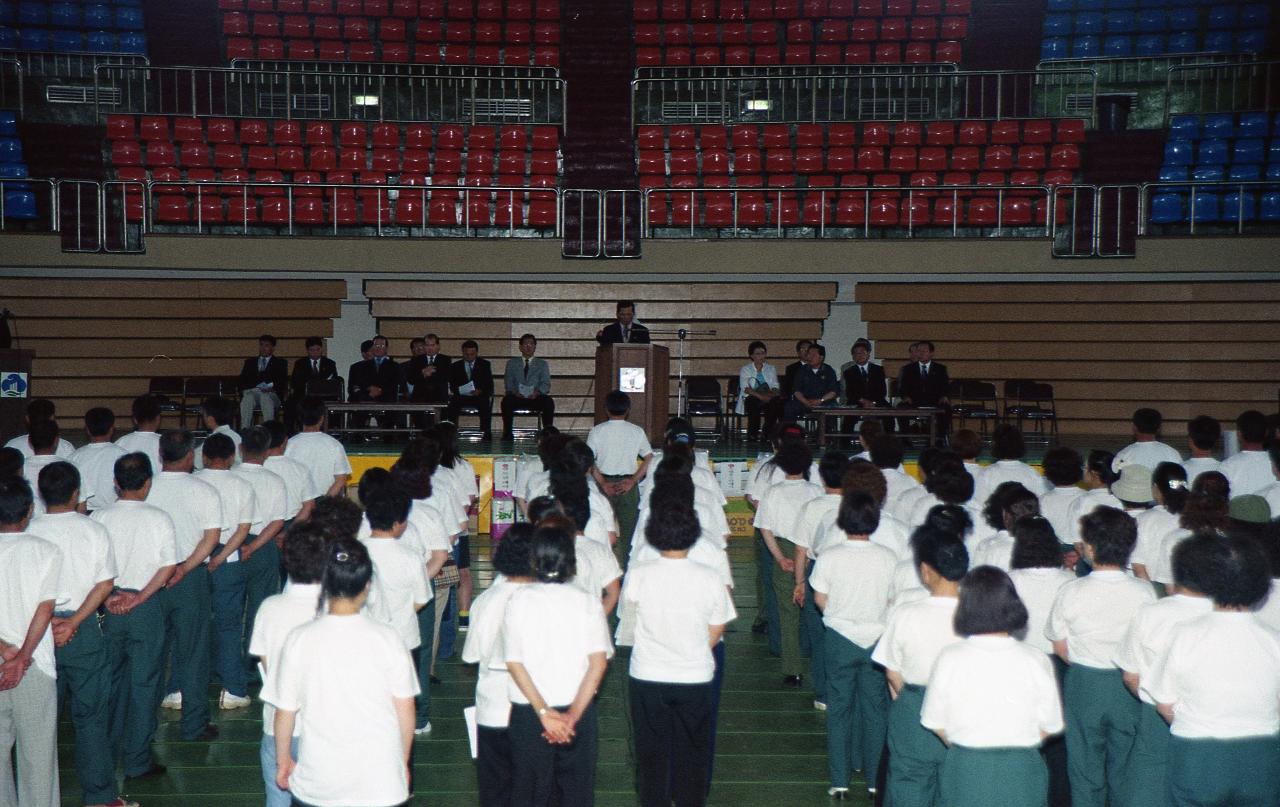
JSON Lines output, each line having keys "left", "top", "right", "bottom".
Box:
{"left": 57, "top": 534, "right": 878, "bottom": 807}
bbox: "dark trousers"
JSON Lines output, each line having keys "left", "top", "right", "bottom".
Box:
{"left": 477, "top": 725, "right": 513, "bottom": 807}
{"left": 744, "top": 396, "right": 783, "bottom": 438}
{"left": 209, "top": 559, "right": 248, "bottom": 697}
{"left": 707, "top": 640, "right": 725, "bottom": 793}
{"left": 508, "top": 701, "right": 598, "bottom": 807}
{"left": 411, "top": 581, "right": 436, "bottom": 729}
{"left": 754, "top": 530, "right": 781, "bottom": 656}
{"left": 242, "top": 538, "right": 282, "bottom": 676}
{"left": 55, "top": 612, "right": 118, "bottom": 805}
{"left": 161, "top": 566, "right": 213, "bottom": 739}
{"left": 630, "top": 678, "right": 714, "bottom": 807}
{"left": 104, "top": 594, "right": 164, "bottom": 777}
{"left": 501, "top": 393, "right": 555, "bottom": 436}
{"left": 447, "top": 395, "right": 493, "bottom": 435}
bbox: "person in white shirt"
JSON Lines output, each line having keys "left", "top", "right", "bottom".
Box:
{"left": 433, "top": 423, "right": 477, "bottom": 631}
{"left": 1219, "top": 410, "right": 1274, "bottom": 496}
{"left": 261, "top": 421, "right": 319, "bottom": 524}
{"left": 263, "top": 538, "right": 419, "bottom": 807}
{"left": 624, "top": 489, "right": 737, "bottom": 807}
{"left": 91, "top": 453, "right": 178, "bottom": 780}
{"left": 546, "top": 455, "right": 623, "bottom": 615}
{"left": 893, "top": 446, "right": 942, "bottom": 527}
{"left": 1257, "top": 446, "right": 1280, "bottom": 518}
{"left": 1039, "top": 446, "right": 1085, "bottom": 547}
{"left": 1145, "top": 534, "right": 1280, "bottom": 807}
{"left": 971, "top": 482, "right": 1040, "bottom": 571}
{"left": 27, "top": 463, "right": 125, "bottom": 807}
{"left": 971, "top": 424, "right": 1050, "bottom": 509}
{"left": 0, "top": 476, "right": 62, "bottom": 807}
{"left": 811, "top": 490, "right": 899, "bottom": 801}
{"left": 1130, "top": 462, "right": 1188, "bottom": 583}
{"left": 1113, "top": 408, "right": 1183, "bottom": 475}
{"left": 514, "top": 428, "right": 562, "bottom": 518}
{"left": 744, "top": 424, "right": 809, "bottom": 650}
{"left": 248, "top": 521, "right": 327, "bottom": 807}
{"left": 792, "top": 451, "right": 850, "bottom": 710}
{"left": 871, "top": 525, "right": 967, "bottom": 807}
{"left": 233, "top": 427, "right": 289, "bottom": 688}
{"left": 21, "top": 419, "right": 63, "bottom": 515}
{"left": 904, "top": 456, "right": 975, "bottom": 537}
{"left": 3, "top": 398, "right": 74, "bottom": 459}
{"left": 461, "top": 524, "right": 536, "bottom": 807}
{"left": 1150, "top": 485, "right": 1231, "bottom": 587}
{"left": 754, "top": 439, "right": 823, "bottom": 687}
{"left": 869, "top": 434, "right": 921, "bottom": 519}
{"left": 503, "top": 525, "right": 613, "bottom": 805}
{"left": 587, "top": 391, "right": 654, "bottom": 566}
{"left": 1181, "top": 415, "right": 1221, "bottom": 485}
{"left": 359, "top": 474, "right": 431, "bottom": 658}
{"left": 149, "top": 430, "right": 223, "bottom": 741}
{"left": 1063, "top": 450, "right": 1122, "bottom": 550}
{"left": 68, "top": 407, "right": 128, "bottom": 512}
{"left": 1047, "top": 506, "right": 1156, "bottom": 807}
{"left": 1254, "top": 516, "right": 1280, "bottom": 633}
{"left": 285, "top": 397, "right": 352, "bottom": 498}
{"left": 921, "top": 566, "right": 1064, "bottom": 807}
{"left": 196, "top": 396, "right": 241, "bottom": 469}
{"left": 113, "top": 395, "right": 164, "bottom": 475}
{"left": 1113, "top": 535, "right": 1214, "bottom": 807}
{"left": 737, "top": 340, "right": 783, "bottom": 441}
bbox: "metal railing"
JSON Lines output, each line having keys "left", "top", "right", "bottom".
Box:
{"left": 633, "top": 68, "right": 1097, "bottom": 126}
{"left": 233, "top": 59, "right": 560, "bottom": 80}
{"left": 1139, "top": 179, "right": 1278, "bottom": 236}
{"left": 93, "top": 64, "right": 567, "bottom": 126}
{"left": 1164, "top": 60, "right": 1280, "bottom": 123}
{"left": 0, "top": 57, "right": 22, "bottom": 116}
{"left": 635, "top": 63, "right": 960, "bottom": 80}
{"left": 8, "top": 50, "right": 146, "bottom": 79}
{"left": 1038, "top": 53, "right": 1242, "bottom": 87}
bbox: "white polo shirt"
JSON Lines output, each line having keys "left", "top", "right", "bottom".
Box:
{"left": 624, "top": 556, "right": 736, "bottom": 685}
{"left": 872, "top": 596, "right": 960, "bottom": 686}
{"left": 194, "top": 425, "right": 242, "bottom": 470}
{"left": 22, "top": 454, "right": 62, "bottom": 512}
{"left": 746, "top": 456, "right": 820, "bottom": 503}
{"left": 148, "top": 470, "right": 224, "bottom": 560}
{"left": 1113, "top": 440, "right": 1182, "bottom": 473}
{"left": 1180, "top": 456, "right": 1220, "bottom": 486}
{"left": 410, "top": 498, "right": 457, "bottom": 554}
{"left": 921, "top": 635, "right": 1064, "bottom": 747}
{"left": 586, "top": 419, "right": 652, "bottom": 476}
{"left": 1064, "top": 487, "right": 1123, "bottom": 545}
{"left": 1145, "top": 611, "right": 1280, "bottom": 739}
{"left": 461, "top": 578, "right": 529, "bottom": 728}
{"left": 443, "top": 459, "right": 479, "bottom": 503}
{"left": 753, "top": 478, "right": 824, "bottom": 542}
{"left": 261, "top": 612, "right": 419, "bottom": 807}
{"left": 284, "top": 431, "right": 352, "bottom": 496}
{"left": 1220, "top": 449, "right": 1273, "bottom": 496}
{"left": 1039, "top": 486, "right": 1084, "bottom": 545}
{"left": 248, "top": 582, "right": 322, "bottom": 737}
{"left": 0, "top": 531, "right": 61, "bottom": 679}
{"left": 793, "top": 493, "right": 840, "bottom": 559}
{"left": 1131, "top": 505, "right": 1179, "bottom": 573}
{"left": 114, "top": 430, "right": 162, "bottom": 474}
{"left": 1254, "top": 581, "right": 1280, "bottom": 633}
{"left": 631, "top": 537, "right": 733, "bottom": 589}
{"left": 972, "top": 530, "right": 1016, "bottom": 572}
{"left": 1009, "top": 566, "right": 1075, "bottom": 656}
{"left": 890, "top": 483, "right": 930, "bottom": 525}
{"left": 503, "top": 583, "right": 613, "bottom": 706}
{"left": 881, "top": 467, "right": 921, "bottom": 514}
{"left": 4, "top": 433, "right": 74, "bottom": 459}
{"left": 1151, "top": 527, "right": 1192, "bottom": 586}
{"left": 572, "top": 535, "right": 622, "bottom": 597}
{"left": 27, "top": 511, "right": 116, "bottom": 613}
{"left": 890, "top": 559, "right": 928, "bottom": 609}
{"left": 232, "top": 463, "right": 288, "bottom": 536}
{"left": 90, "top": 499, "right": 179, "bottom": 591}
{"left": 632, "top": 496, "right": 728, "bottom": 559}
{"left": 195, "top": 468, "right": 254, "bottom": 562}
{"left": 1113, "top": 594, "right": 1213, "bottom": 704}
{"left": 1046, "top": 570, "right": 1156, "bottom": 669}
{"left": 264, "top": 454, "right": 319, "bottom": 520}
{"left": 365, "top": 537, "right": 431, "bottom": 651}
{"left": 810, "top": 538, "right": 898, "bottom": 648}
{"left": 973, "top": 459, "right": 1050, "bottom": 509}
{"left": 69, "top": 441, "right": 128, "bottom": 510}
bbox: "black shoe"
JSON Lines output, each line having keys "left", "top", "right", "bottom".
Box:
{"left": 429, "top": 674, "right": 442, "bottom": 685}
{"left": 783, "top": 674, "right": 804, "bottom": 687}
{"left": 751, "top": 619, "right": 767, "bottom": 635}
{"left": 127, "top": 764, "right": 167, "bottom": 780}
{"left": 191, "top": 724, "right": 219, "bottom": 742}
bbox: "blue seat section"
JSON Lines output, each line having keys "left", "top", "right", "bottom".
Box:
{"left": 1220, "top": 190, "right": 1255, "bottom": 222}
{"left": 1261, "top": 193, "right": 1280, "bottom": 221}
{"left": 1042, "top": 2, "right": 1270, "bottom": 60}
{"left": 1154, "top": 112, "right": 1280, "bottom": 226}
{"left": 1149, "top": 192, "right": 1184, "bottom": 223}
{"left": 0, "top": 111, "right": 15, "bottom": 137}
{"left": 1228, "top": 165, "right": 1261, "bottom": 182}
{"left": 3, "top": 189, "right": 37, "bottom": 220}
{"left": 2, "top": 0, "right": 146, "bottom": 53}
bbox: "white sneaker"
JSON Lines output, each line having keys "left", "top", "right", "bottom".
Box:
{"left": 813, "top": 700, "right": 827, "bottom": 711}
{"left": 414, "top": 722, "right": 432, "bottom": 736}
{"left": 219, "top": 690, "right": 252, "bottom": 710}
{"left": 827, "top": 786, "right": 850, "bottom": 799}
{"left": 160, "top": 692, "right": 182, "bottom": 710}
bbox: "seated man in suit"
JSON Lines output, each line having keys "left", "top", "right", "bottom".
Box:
{"left": 783, "top": 342, "right": 841, "bottom": 423}
{"left": 595, "top": 300, "right": 650, "bottom": 345}
{"left": 446, "top": 339, "right": 495, "bottom": 437}
{"left": 348, "top": 334, "right": 401, "bottom": 404}
{"left": 237, "top": 334, "right": 289, "bottom": 426}
{"left": 779, "top": 338, "right": 813, "bottom": 402}
{"left": 896, "top": 339, "right": 951, "bottom": 440}
{"left": 841, "top": 337, "right": 891, "bottom": 439}
{"left": 286, "top": 336, "right": 339, "bottom": 428}
{"left": 500, "top": 333, "right": 554, "bottom": 440}
{"left": 403, "top": 333, "right": 452, "bottom": 404}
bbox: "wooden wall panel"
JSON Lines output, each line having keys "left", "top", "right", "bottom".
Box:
{"left": 366, "top": 281, "right": 838, "bottom": 433}
{"left": 857, "top": 282, "right": 1280, "bottom": 436}
{"left": 2, "top": 279, "right": 346, "bottom": 435}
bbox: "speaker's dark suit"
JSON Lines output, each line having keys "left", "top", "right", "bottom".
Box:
{"left": 897, "top": 361, "right": 951, "bottom": 440}
{"left": 290, "top": 356, "right": 340, "bottom": 399}
{"left": 842, "top": 362, "right": 889, "bottom": 407}
{"left": 238, "top": 355, "right": 288, "bottom": 394}
{"left": 447, "top": 357, "right": 494, "bottom": 435}
{"left": 596, "top": 321, "right": 650, "bottom": 345}
{"left": 403, "top": 354, "right": 453, "bottom": 403}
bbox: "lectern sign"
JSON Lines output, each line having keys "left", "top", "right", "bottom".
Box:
{"left": 619, "top": 367, "right": 646, "bottom": 393}
{"left": 0, "top": 371, "right": 27, "bottom": 398}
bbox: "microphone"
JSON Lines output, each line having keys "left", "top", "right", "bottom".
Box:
{"left": 0, "top": 308, "right": 11, "bottom": 350}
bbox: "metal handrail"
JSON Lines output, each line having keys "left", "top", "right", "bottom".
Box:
{"left": 1164, "top": 59, "right": 1280, "bottom": 124}
{"left": 1139, "top": 178, "right": 1277, "bottom": 236}
{"left": 1036, "top": 53, "right": 1243, "bottom": 86}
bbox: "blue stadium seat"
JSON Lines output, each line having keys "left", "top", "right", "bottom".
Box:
{"left": 1202, "top": 30, "right": 1233, "bottom": 53}
{"left": 1074, "top": 12, "right": 1103, "bottom": 34}
{"left": 1232, "top": 139, "right": 1264, "bottom": 166}
{"left": 51, "top": 29, "right": 81, "bottom": 50}
{"left": 1236, "top": 31, "right": 1266, "bottom": 54}
{"left": 18, "top": 28, "right": 49, "bottom": 50}
{"left": 1261, "top": 192, "right": 1280, "bottom": 221}
{"left": 1103, "top": 35, "right": 1132, "bottom": 56}
{"left": 1157, "top": 165, "right": 1187, "bottom": 183}
{"left": 0, "top": 26, "right": 16, "bottom": 49}
{"left": 0, "top": 162, "right": 27, "bottom": 179}
{"left": 1228, "top": 165, "right": 1261, "bottom": 181}
{"left": 1268, "top": 141, "right": 1280, "bottom": 165}
{"left": 1135, "top": 10, "right": 1165, "bottom": 32}
{"left": 1202, "top": 114, "right": 1234, "bottom": 139}
{"left": 1041, "top": 37, "right": 1068, "bottom": 61}
{"left": 1220, "top": 191, "right": 1256, "bottom": 223}
{"left": 82, "top": 3, "right": 110, "bottom": 28}
{"left": 1191, "top": 166, "right": 1223, "bottom": 182}
{"left": 1046, "top": 0, "right": 1073, "bottom": 10}
{"left": 1104, "top": 11, "right": 1133, "bottom": 32}
{"left": 48, "top": 1, "right": 77, "bottom": 26}
{"left": 1043, "top": 13, "right": 1072, "bottom": 36}
{"left": 118, "top": 31, "right": 145, "bottom": 53}
{"left": 1189, "top": 192, "right": 1220, "bottom": 224}
{"left": 1206, "top": 5, "right": 1237, "bottom": 30}
{"left": 0, "top": 3, "right": 12, "bottom": 25}
{"left": 1240, "top": 4, "right": 1269, "bottom": 29}
{"left": 1197, "top": 140, "right": 1228, "bottom": 166}
{"left": 114, "top": 6, "right": 142, "bottom": 29}
{"left": 1267, "top": 164, "right": 1280, "bottom": 182}
{"left": 1167, "top": 8, "right": 1197, "bottom": 30}
{"left": 1073, "top": 0, "right": 1102, "bottom": 9}
{"left": 1166, "top": 31, "right": 1197, "bottom": 53}
{"left": 0, "top": 111, "right": 15, "bottom": 137}
{"left": 1238, "top": 113, "right": 1269, "bottom": 138}
{"left": 1149, "top": 192, "right": 1183, "bottom": 224}
{"left": 17, "top": 1, "right": 47, "bottom": 26}
{"left": 1134, "top": 33, "right": 1164, "bottom": 55}
{"left": 1107, "top": 0, "right": 1134, "bottom": 7}
{"left": 1164, "top": 139, "right": 1194, "bottom": 166}
{"left": 0, "top": 137, "right": 21, "bottom": 163}
{"left": 86, "top": 30, "right": 115, "bottom": 51}
{"left": 3, "top": 188, "right": 37, "bottom": 220}
{"left": 1070, "top": 35, "right": 1099, "bottom": 58}
{"left": 1168, "top": 114, "right": 1199, "bottom": 140}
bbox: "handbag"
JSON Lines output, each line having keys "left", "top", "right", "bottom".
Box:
{"left": 434, "top": 559, "right": 461, "bottom": 589}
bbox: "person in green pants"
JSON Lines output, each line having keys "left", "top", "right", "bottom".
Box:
{"left": 91, "top": 452, "right": 178, "bottom": 780}
{"left": 28, "top": 463, "right": 129, "bottom": 807}
{"left": 921, "top": 566, "right": 1065, "bottom": 807}
{"left": 587, "top": 391, "right": 654, "bottom": 568}
{"left": 754, "top": 439, "right": 823, "bottom": 686}
{"left": 871, "top": 525, "right": 968, "bottom": 807}
{"left": 232, "top": 427, "right": 287, "bottom": 696}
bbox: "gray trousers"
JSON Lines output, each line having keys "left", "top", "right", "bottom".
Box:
{"left": 0, "top": 666, "right": 60, "bottom": 807}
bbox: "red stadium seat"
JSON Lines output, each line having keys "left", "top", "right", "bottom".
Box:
{"left": 213, "top": 144, "right": 243, "bottom": 169}
{"left": 282, "top": 15, "right": 310, "bottom": 37}
{"left": 835, "top": 194, "right": 866, "bottom": 226}
{"left": 1015, "top": 146, "right": 1046, "bottom": 171}
{"left": 815, "top": 44, "right": 841, "bottom": 63}
{"left": 784, "top": 45, "right": 811, "bottom": 64}
{"left": 941, "top": 171, "right": 971, "bottom": 187}
{"left": 317, "top": 41, "right": 345, "bottom": 60}
{"left": 292, "top": 171, "right": 322, "bottom": 197}
{"left": 934, "top": 41, "right": 961, "bottom": 62}
{"left": 634, "top": 0, "right": 658, "bottom": 19}
{"left": 827, "top": 124, "right": 856, "bottom": 146}
{"left": 967, "top": 197, "right": 998, "bottom": 226}
{"left": 793, "top": 125, "right": 821, "bottom": 148}
{"left": 754, "top": 46, "right": 780, "bottom": 64}
{"left": 1056, "top": 120, "right": 1086, "bottom": 144}
{"left": 171, "top": 117, "right": 202, "bottom": 143}
{"left": 252, "top": 14, "right": 281, "bottom": 38}
{"left": 909, "top": 171, "right": 939, "bottom": 189}
{"left": 635, "top": 23, "right": 660, "bottom": 46}
{"left": 155, "top": 194, "right": 190, "bottom": 224}
{"left": 145, "top": 142, "right": 176, "bottom": 167}
{"left": 802, "top": 190, "right": 833, "bottom": 227}
{"left": 1022, "top": 120, "right": 1053, "bottom": 145}
{"left": 826, "top": 148, "right": 855, "bottom": 173}
{"left": 179, "top": 142, "right": 211, "bottom": 168}
{"left": 370, "top": 148, "right": 399, "bottom": 173}
{"left": 910, "top": 18, "right": 935, "bottom": 39}
{"left": 690, "top": 0, "right": 716, "bottom": 19}
{"left": 786, "top": 20, "right": 812, "bottom": 42}
{"left": 819, "top": 19, "right": 846, "bottom": 41}
{"left": 880, "top": 18, "right": 906, "bottom": 41}
{"left": 795, "top": 148, "right": 824, "bottom": 174}
{"left": 733, "top": 148, "right": 761, "bottom": 174}
{"left": 702, "top": 149, "right": 731, "bottom": 175}
{"left": 940, "top": 16, "right": 967, "bottom": 39}
{"left": 1050, "top": 144, "right": 1080, "bottom": 170}
{"left": 957, "top": 121, "right": 987, "bottom": 145}
{"left": 1042, "top": 169, "right": 1072, "bottom": 187}
{"left": 247, "top": 145, "right": 276, "bottom": 170}
{"left": 226, "top": 38, "right": 254, "bottom": 59}
{"left": 258, "top": 38, "right": 285, "bottom": 58}
{"left": 730, "top": 125, "right": 759, "bottom": 149}
{"left": 762, "top": 124, "right": 790, "bottom": 150}
{"left": 990, "top": 121, "right": 1021, "bottom": 145}
{"left": 904, "top": 43, "right": 933, "bottom": 63}
{"left": 888, "top": 147, "right": 916, "bottom": 172}
{"left": 974, "top": 170, "right": 1005, "bottom": 192}
{"left": 950, "top": 147, "right": 979, "bottom": 171}
{"left": 224, "top": 12, "right": 249, "bottom": 35}
{"left": 636, "top": 47, "right": 662, "bottom": 67}
{"left": 533, "top": 46, "right": 560, "bottom": 66}
{"left": 899, "top": 195, "right": 929, "bottom": 227}
{"left": 874, "top": 43, "right": 901, "bottom": 62}
{"left": 856, "top": 0, "right": 881, "bottom": 14}
{"left": 445, "top": 22, "right": 470, "bottom": 43}
{"left": 861, "top": 122, "right": 890, "bottom": 145}
{"left": 365, "top": 0, "right": 389, "bottom": 14}
{"left": 856, "top": 147, "right": 885, "bottom": 172}
{"left": 894, "top": 123, "right": 922, "bottom": 146}
{"left": 932, "top": 196, "right": 958, "bottom": 226}
{"left": 1002, "top": 196, "right": 1034, "bottom": 225}
{"left": 668, "top": 125, "right": 696, "bottom": 150}
{"left": 926, "top": 122, "right": 955, "bottom": 146}
{"left": 239, "top": 119, "right": 268, "bottom": 145}
{"left": 664, "top": 24, "right": 690, "bottom": 45}
{"left": 774, "top": 0, "right": 798, "bottom": 16}
{"left": 983, "top": 145, "right": 1013, "bottom": 171}
{"left": 918, "top": 147, "right": 947, "bottom": 171}
{"left": 307, "top": 147, "right": 337, "bottom": 172}
{"left": 843, "top": 43, "right": 870, "bottom": 63}
{"left": 111, "top": 140, "right": 142, "bottom": 167}
{"left": 765, "top": 149, "right": 794, "bottom": 174}
{"left": 661, "top": 0, "right": 685, "bottom": 18}
{"left": 139, "top": 116, "right": 168, "bottom": 142}
{"left": 530, "top": 151, "right": 558, "bottom": 175}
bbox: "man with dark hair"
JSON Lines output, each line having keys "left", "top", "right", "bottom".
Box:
{"left": 842, "top": 338, "right": 889, "bottom": 409}
{"left": 500, "top": 333, "right": 554, "bottom": 440}
{"left": 262, "top": 421, "right": 319, "bottom": 525}
{"left": 595, "top": 301, "right": 650, "bottom": 345}
{"left": 115, "top": 394, "right": 163, "bottom": 474}
{"left": 869, "top": 433, "right": 922, "bottom": 508}
{"left": 285, "top": 397, "right": 351, "bottom": 498}
{"left": 780, "top": 339, "right": 814, "bottom": 402}
{"left": 231, "top": 426, "right": 288, "bottom": 686}
{"left": 347, "top": 334, "right": 401, "bottom": 405}
{"left": 0, "top": 476, "right": 61, "bottom": 807}
{"left": 588, "top": 391, "right": 654, "bottom": 565}
{"left": 896, "top": 340, "right": 950, "bottom": 438}
{"left": 784, "top": 343, "right": 841, "bottom": 424}
{"left": 1182, "top": 414, "right": 1221, "bottom": 484}
{"left": 1114, "top": 407, "right": 1181, "bottom": 473}
{"left": 3, "top": 397, "right": 74, "bottom": 459}
{"left": 1040, "top": 446, "right": 1085, "bottom": 546}
{"left": 287, "top": 337, "right": 339, "bottom": 429}
{"left": 21, "top": 419, "right": 63, "bottom": 512}
{"left": 199, "top": 396, "right": 241, "bottom": 468}
{"left": 403, "top": 333, "right": 452, "bottom": 405}
{"left": 69, "top": 406, "right": 128, "bottom": 512}
{"left": 238, "top": 335, "right": 289, "bottom": 427}
{"left": 447, "top": 339, "right": 495, "bottom": 438}
{"left": 1220, "top": 410, "right": 1273, "bottom": 495}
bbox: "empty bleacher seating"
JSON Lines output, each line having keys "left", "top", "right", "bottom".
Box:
{"left": 639, "top": 119, "right": 1086, "bottom": 229}
{"left": 0, "top": 109, "right": 36, "bottom": 220}
{"left": 220, "top": 0, "right": 560, "bottom": 65}
{"left": 0, "top": 0, "right": 147, "bottom": 53}
{"left": 1040, "top": 0, "right": 1269, "bottom": 61}
{"left": 634, "top": 0, "right": 972, "bottom": 66}
{"left": 106, "top": 114, "right": 561, "bottom": 228}
{"left": 1150, "top": 111, "right": 1280, "bottom": 225}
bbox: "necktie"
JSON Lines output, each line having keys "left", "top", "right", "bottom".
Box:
{"left": 376, "top": 357, "right": 383, "bottom": 368}
{"left": 523, "top": 359, "right": 530, "bottom": 380}
{"left": 428, "top": 356, "right": 433, "bottom": 365}
{"left": 861, "top": 365, "right": 867, "bottom": 379}
{"left": 467, "top": 362, "right": 473, "bottom": 380}
{"left": 312, "top": 360, "right": 319, "bottom": 373}
{"left": 920, "top": 363, "right": 928, "bottom": 378}
{"left": 623, "top": 326, "right": 630, "bottom": 343}
{"left": 259, "top": 357, "right": 267, "bottom": 372}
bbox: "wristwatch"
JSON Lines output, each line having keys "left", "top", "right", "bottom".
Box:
{"left": 537, "top": 706, "right": 549, "bottom": 717}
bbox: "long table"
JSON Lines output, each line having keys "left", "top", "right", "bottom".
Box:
{"left": 324, "top": 402, "right": 448, "bottom": 437}
{"left": 812, "top": 406, "right": 942, "bottom": 447}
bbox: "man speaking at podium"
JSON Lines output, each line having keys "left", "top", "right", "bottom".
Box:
{"left": 596, "top": 300, "right": 650, "bottom": 345}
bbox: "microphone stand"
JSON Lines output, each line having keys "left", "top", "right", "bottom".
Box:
{"left": 647, "top": 327, "right": 717, "bottom": 418}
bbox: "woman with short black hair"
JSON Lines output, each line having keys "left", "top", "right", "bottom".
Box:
{"left": 737, "top": 341, "right": 782, "bottom": 441}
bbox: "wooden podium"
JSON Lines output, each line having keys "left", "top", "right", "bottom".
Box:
{"left": 0, "top": 349, "right": 34, "bottom": 442}
{"left": 594, "top": 343, "right": 669, "bottom": 441}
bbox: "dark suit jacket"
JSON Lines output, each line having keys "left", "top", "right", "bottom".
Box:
{"left": 348, "top": 357, "right": 402, "bottom": 403}
{"left": 238, "top": 355, "right": 288, "bottom": 395}
{"left": 403, "top": 354, "right": 452, "bottom": 402}
{"left": 780, "top": 360, "right": 805, "bottom": 400}
{"left": 290, "top": 356, "right": 339, "bottom": 398}
{"left": 596, "top": 321, "right": 650, "bottom": 345}
{"left": 448, "top": 357, "right": 494, "bottom": 398}
{"left": 842, "top": 362, "right": 889, "bottom": 406}
{"left": 897, "top": 361, "right": 950, "bottom": 407}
